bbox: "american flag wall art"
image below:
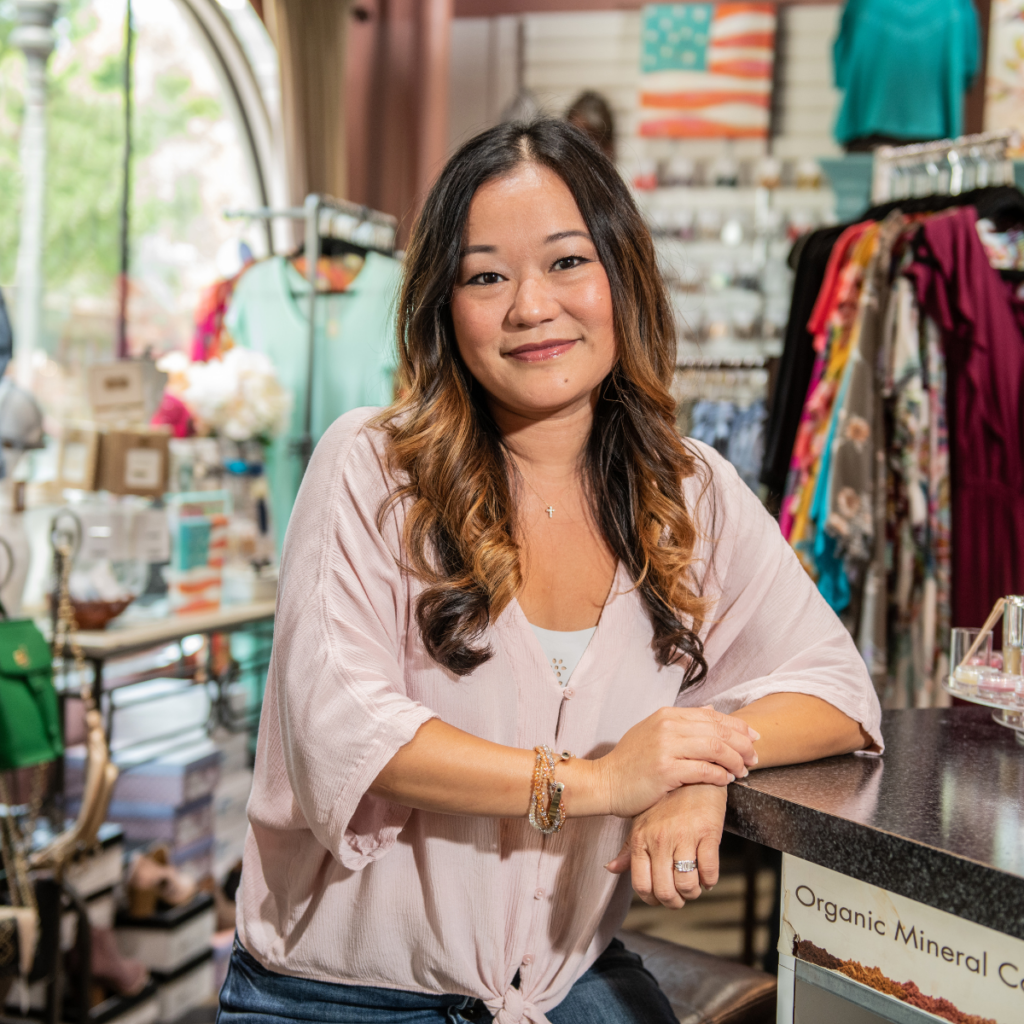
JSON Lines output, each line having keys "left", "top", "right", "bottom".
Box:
{"left": 639, "top": 2, "right": 778, "bottom": 139}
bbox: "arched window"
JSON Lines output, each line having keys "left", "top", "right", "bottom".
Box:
{"left": 0, "top": 0, "right": 284, "bottom": 417}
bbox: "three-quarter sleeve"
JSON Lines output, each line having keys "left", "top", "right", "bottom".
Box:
{"left": 268, "top": 412, "right": 438, "bottom": 870}
{"left": 678, "top": 443, "right": 883, "bottom": 751}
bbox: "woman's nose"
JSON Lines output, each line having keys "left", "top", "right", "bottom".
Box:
{"left": 508, "top": 275, "right": 560, "bottom": 327}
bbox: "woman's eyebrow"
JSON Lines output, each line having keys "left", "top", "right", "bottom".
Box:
{"left": 545, "top": 230, "right": 591, "bottom": 244}
{"left": 460, "top": 230, "right": 592, "bottom": 257}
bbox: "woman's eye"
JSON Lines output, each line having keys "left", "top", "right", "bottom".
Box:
{"left": 466, "top": 271, "right": 505, "bottom": 285}
{"left": 552, "top": 255, "right": 590, "bottom": 272}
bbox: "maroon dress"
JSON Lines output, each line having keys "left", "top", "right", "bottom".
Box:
{"left": 906, "top": 206, "right": 1024, "bottom": 630}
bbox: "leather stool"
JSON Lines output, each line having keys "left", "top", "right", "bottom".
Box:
{"left": 617, "top": 930, "right": 777, "bottom": 1024}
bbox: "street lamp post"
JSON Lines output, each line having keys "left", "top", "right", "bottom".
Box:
{"left": 11, "top": 0, "right": 58, "bottom": 386}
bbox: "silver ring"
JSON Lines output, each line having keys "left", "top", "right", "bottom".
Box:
{"left": 673, "top": 859, "right": 697, "bottom": 873}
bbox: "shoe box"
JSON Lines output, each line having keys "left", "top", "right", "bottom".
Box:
{"left": 151, "top": 950, "right": 215, "bottom": 1023}
{"left": 64, "top": 824, "right": 127, "bottom": 900}
{"left": 212, "top": 768, "right": 252, "bottom": 883}
{"left": 115, "top": 893, "right": 216, "bottom": 975}
{"left": 65, "top": 740, "right": 222, "bottom": 809}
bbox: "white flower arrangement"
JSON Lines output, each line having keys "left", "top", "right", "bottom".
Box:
{"left": 158, "top": 348, "right": 292, "bottom": 442}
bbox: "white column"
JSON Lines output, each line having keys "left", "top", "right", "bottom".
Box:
{"left": 11, "top": 0, "right": 58, "bottom": 387}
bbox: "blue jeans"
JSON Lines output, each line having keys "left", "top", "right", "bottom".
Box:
{"left": 218, "top": 937, "right": 677, "bottom": 1024}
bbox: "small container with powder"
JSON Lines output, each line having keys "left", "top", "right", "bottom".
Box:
{"left": 977, "top": 669, "right": 1019, "bottom": 703}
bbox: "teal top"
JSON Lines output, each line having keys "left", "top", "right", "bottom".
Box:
{"left": 225, "top": 252, "right": 402, "bottom": 551}
{"left": 833, "top": 0, "right": 978, "bottom": 145}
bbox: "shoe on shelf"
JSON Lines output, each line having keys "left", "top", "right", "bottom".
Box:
{"left": 126, "top": 845, "right": 198, "bottom": 918}
{"left": 89, "top": 925, "right": 149, "bottom": 998}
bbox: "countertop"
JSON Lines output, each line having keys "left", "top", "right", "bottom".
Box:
{"left": 725, "top": 707, "right": 1024, "bottom": 940}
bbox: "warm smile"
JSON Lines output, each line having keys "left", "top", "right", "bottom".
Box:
{"left": 505, "top": 339, "right": 579, "bottom": 362}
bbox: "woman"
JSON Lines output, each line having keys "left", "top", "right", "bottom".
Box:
{"left": 221, "top": 119, "right": 881, "bottom": 1024}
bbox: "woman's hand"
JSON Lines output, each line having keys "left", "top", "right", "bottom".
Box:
{"left": 589, "top": 706, "right": 757, "bottom": 819}
{"left": 605, "top": 783, "right": 727, "bottom": 908}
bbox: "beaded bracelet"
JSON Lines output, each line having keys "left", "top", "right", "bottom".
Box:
{"left": 529, "top": 745, "right": 573, "bottom": 834}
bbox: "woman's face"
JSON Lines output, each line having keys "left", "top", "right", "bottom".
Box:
{"left": 450, "top": 162, "right": 617, "bottom": 421}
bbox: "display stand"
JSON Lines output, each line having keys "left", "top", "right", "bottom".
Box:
{"left": 942, "top": 675, "right": 1024, "bottom": 745}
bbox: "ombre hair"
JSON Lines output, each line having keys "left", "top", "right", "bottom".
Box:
{"left": 377, "top": 118, "right": 710, "bottom": 684}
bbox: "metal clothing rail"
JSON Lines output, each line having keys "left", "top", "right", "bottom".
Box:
{"left": 224, "top": 194, "right": 398, "bottom": 472}
{"left": 871, "top": 130, "right": 1019, "bottom": 204}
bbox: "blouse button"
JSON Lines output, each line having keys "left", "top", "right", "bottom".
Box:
{"left": 522, "top": 954, "right": 534, "bottom": 966}
{"left": 564, "top": 688, "right": 575, "bottom": 698}
{"left": 534, "top": 888, "right": 544, "bottom": 900}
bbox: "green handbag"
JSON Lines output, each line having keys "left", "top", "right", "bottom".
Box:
{"left": 0, "top": 618, "right": 63, "bottom": 772}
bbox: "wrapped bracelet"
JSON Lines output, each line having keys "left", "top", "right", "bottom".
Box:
{"left": 529, "top": 745, "right": 573, "bottom": 834}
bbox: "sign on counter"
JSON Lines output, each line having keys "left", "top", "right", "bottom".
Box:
{"left": 781, "top": 854, "right": 1024, "bottom": 1023}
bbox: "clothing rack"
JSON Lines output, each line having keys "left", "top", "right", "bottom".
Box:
{"left": 872, "top": 130, "right": 1019, "bottom": 204}
{"left": 224, "top": 194, "right": 399, "bottom": 472}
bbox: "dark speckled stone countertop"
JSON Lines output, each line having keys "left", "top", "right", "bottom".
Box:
{"left": 725, "top": 707, "right": 1024, "bottom": 941}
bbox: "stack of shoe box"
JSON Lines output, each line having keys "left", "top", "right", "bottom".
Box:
{"left": 115, "top": 893, "right": 216, "bottom": 1024}
{"left": 211, "top": 728, "right": 252, "bottom": 884}
{"left": 6, "top": 825, "right": 164, "bottom": 1024}
{"left": 66, "top": 679, "right": 223, "bottom": 881}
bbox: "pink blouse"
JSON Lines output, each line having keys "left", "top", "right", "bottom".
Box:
{"left": 236, "top": 410, "right": 883, "bottom": 1024}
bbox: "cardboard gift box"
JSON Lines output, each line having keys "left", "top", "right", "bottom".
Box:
{"left": 96, "top": 428, "right": 171, "bottom": 498}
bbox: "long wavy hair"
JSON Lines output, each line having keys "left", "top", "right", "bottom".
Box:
{"left": 377, "top": 118, "right": 711, "bottom": 684}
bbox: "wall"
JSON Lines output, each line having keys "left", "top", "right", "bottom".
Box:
{"left": 447, "top": 5, "right": 843, "bottom": 166}
{"left": 773, "top": 5, "right": 842, "bottom": 161}
{"left": 448, "top": 16, "right": 519, "bottom": 152}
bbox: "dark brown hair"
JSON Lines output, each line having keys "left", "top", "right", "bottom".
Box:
{"left": 565, "top": 90, "right": 616, "bottom": 158}
{"left": 377, "top": 119, "right": 709, "bottom": 684}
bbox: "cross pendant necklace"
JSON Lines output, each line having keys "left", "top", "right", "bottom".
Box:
{"left": 518, "top": 469, "right": 579, "bottom": 524}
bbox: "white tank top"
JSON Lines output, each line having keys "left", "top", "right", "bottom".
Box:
{"left": 529, "top": 623, "right": 597, "bottom": 687}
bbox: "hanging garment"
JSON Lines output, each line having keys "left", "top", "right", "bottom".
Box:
{"left": 689, "top": 400, "right": 735, "bottom": 456}
{"left": 816, "top": 214, "right": 907, "bottom": 625}
{"left": 904, "top": 206, "right": 1024, "bottom": 632}
{"left": 192, "top": 262, "right": 254, "bottom": 362}
{"left": 922, "top": 315, "right": 951, "bottom": 696}
{"left": 782, "top": 223, "right": 878, "bottom": 553}
{"left": 689, "top": 400, "right": 766, "bottom": 493}
{"left": 225, "top": 252, "right": 403, "bottom": 551}
{"left": 832, "top": 0, "right": 978, "bottom": 146}
{"left": 761, "top": 225, "right": 846, "bottom": 497}
{"left": 726, "top": 400, "right": 766, "bottom": 492}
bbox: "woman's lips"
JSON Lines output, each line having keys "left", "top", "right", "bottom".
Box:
{"left": 505, "top": 339, "right": 578, "bottom": 362}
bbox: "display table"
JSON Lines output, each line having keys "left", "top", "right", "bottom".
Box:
{"left": 726, "top": 707, "right": 1024, "bottom": 1023}
{"left": 65, "top": 599, "right": 277, "bottom": 661}
{"left": 52, "top": 600, "right": 275, "bottom": 762}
